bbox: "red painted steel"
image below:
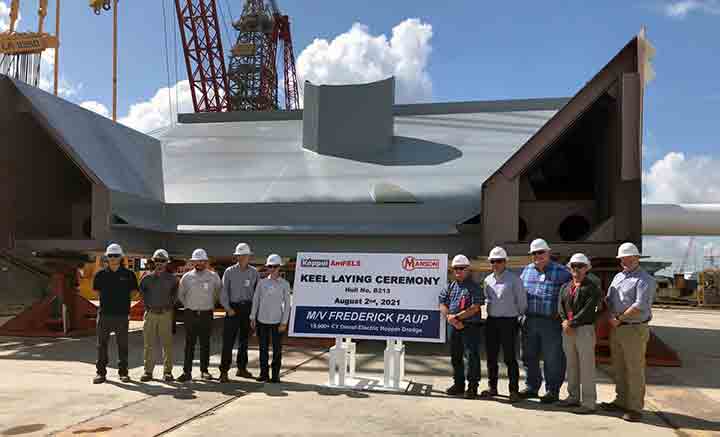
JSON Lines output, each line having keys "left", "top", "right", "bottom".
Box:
{"left": 174, "top": 0, "right": 231, "bottom": 112}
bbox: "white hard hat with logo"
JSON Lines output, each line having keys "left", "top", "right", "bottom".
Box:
{"left": 190, "top": 248, "right": 209, "bottom": 261}
{"left": 152, "top": 249, "right": 169, "bottom": 260}
{"left": 451, "top": 254, "right": 471, "bottom": 267}
{"left": 568, "top": 253, "right": 591, "bottom": 269}
{"left": 233, "top": 243, "right": 252, "bottom": 256}
{"left": 105, "top": 243, "right": 124, "bottom": 256}
{"left": 488, "top": 247, "right": 508, "bottom": 260}
{"left": 529, "top": 238, "right": 551, "bottom": 254}
{"left": 617, "top": 242, "right": 641, "bottom": 258}
{"left": 265, "top": 254, "right": 283, "bottom": 266}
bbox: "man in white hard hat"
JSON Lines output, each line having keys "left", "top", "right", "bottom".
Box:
{"left": 439, "top": 254, "right": 485, "bottom": 399}
{"left": 177, "top": 249, "right": 222, "bottom": 382}
{"left": 519, "top": 238, "right": 572, "bottom": 403}
{"left": 601, "top": 242, "right": 656, "bottom": 422}
{"left": 139, "top": 249, "right": 178, "bottom": 382}
{"left": 219, "top": 243, "right": 260, "bottom": 383}
{"left": 558, "top": 253, "right": 602, "bottom": 414}
{"left": 93, "top": 243, "right": 139, "bottom": 384}
{"left": 250, "top": 254, "right": 292, "bottom": 383}
{"left": 480, "top": 246, "right": 526, "bottom": 403}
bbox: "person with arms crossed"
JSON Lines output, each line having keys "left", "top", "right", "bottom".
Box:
{"left": 439, "top": 254, "right": 485, "bottom": 399}
{"left": 481, "top": 246, "right": 527, "bottom": 403}
{"left": 601, "top": 242, "right": 656, "bottom": 422}
{"left": 93, "top": 243, "right": 138, "bottom": 384}
{"left": 177, "top": 249, "right": 222, "bottom": 382}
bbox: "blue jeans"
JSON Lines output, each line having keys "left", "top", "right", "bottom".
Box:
{"left": 521, "top": 315, "right": 566, "bottom": 395}
{"left": 448, "top": 323, "right": 482, "bottom": 386}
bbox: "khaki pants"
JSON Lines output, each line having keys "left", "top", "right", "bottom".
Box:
{"left": 609, "top": 323, "right": 650, "bottom": 413}
{"left": 143, "top": 310, "right": 174, "bottom": 375}
{"left": 562, "top": 324, "right": 596, "bottom": 409}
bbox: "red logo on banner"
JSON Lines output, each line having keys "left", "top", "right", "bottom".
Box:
{"left": 402, "top": 256, "right": 440, "bottom": 271}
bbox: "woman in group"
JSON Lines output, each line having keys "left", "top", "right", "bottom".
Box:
{"left": 558, "top": 253, "right": 602, "bottom": 414}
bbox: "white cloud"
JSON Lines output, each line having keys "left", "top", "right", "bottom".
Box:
{"left": 296, "top": 18, "right": 433, "bottom": 104}
{"left": 80, "top": 100, "right": 110, "bottom": 118}
{"left": 643, "top": 152, "right": 720, "bottom": 203}
{"left": 0, "top": 0, "right": 17, "bottom": 32}
{"left": 37, "top": 49, "right": 82, "bottom": 98}
{"left": 118, "top": 80, "right": 192, "bottom": 132}
{"left": 664, "top": 0, "right": 720, "bottom": 18}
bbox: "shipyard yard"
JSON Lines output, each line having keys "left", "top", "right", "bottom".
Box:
{"left": 0, "top": 307, "right": 717, "bottom": 437}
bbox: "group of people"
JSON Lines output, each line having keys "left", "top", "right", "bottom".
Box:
{"left": 92, "top": 242, "right": 291, "bottom": 386}
{"left": 440, "top": 239, "right": 656, "bottom": 422}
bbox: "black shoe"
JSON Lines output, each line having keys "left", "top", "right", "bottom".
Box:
{"left": 270, "top": 376, "right": 281, "bottom": 384}
{"left": 256, "top": 374, "right": 269, "bottom": 382}
{"left": 163, "top": 373, "right": 174, "bottom": 382}
{"left": 236, "top": 369, "right": 253, "bottom": 379}
{"left": 600, "top": 401, "right": 625, "bottom": 412}
{"left": 201, "top": 372, "right": 213, "bottom": 380}
{"left": 177, "top": 373, "right": 192, "bottom": 382}
{"left": 622, "top": 411, "right": 643, "bottom": 422}
{"left": 219, "top": 372, "right": 230, "bottom": 383}
{"left": 519, "top": 389, "right": 539, "bottom": 399}
{"left": 119, "top": 375, "right": 131, "bottom": 383}
{"left": 479, "top": 388, "right": 498, "bottom": 399}
{"left": 140, "top": 373, "right": 152, "bottom": 382}
{"left": 464, "top": 385, "right": 479, "bottom": 399}
{"left": 540, "top": 393, "right": 559, "bottom": 404}
{"left": 93, "top": 374, "right": 106, "bottom": 384}
{"left": 509, "top": 392, "right": 521, "bottom": 403}
{"left": 445, "top": 384, "right": 465, "bottom": 396}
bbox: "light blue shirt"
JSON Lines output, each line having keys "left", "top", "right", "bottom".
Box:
{"left": 484, "top": 270, "right": 527, "bottom": 317}
{"left": 607, "top": 267, "right": 656, "bottom": 323}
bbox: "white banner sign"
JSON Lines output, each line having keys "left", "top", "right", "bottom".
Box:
{"left": 290, "top": 253, "right": 447, "bottom": 342}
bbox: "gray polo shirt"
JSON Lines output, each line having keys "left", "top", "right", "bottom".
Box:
{"left": 178, "top": 269, "right": 222, "bottom": 311}
{"left": 607, "top": 267, "right": 656, "bottom": 323}
{"left": 220, "top": 264, "right": 259, "bottom": 311}
{"left": 251, "top": 277, "right": 292, "bottom": 325}
{"left": 484, "top": 269, "right": 527, "bottom": 318}
{"left": 139, "top": 271, "right": 178, "bottom": 310}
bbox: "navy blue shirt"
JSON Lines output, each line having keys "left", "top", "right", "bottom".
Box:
{"left": 93, "top": 267, "right": 139, "bottom": 316}
{"left": 439, "top": 279, "right": 485, "bottom": 323}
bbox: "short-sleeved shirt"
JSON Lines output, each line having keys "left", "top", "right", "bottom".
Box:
{"left": 484, "top": 270, "right": 527, "bottom": 318}
{"left": 607, "top": 267, "right": 656, "bottom": 323}
{"left": 139, "top": 271, "right": 178, "bottom": 310}
{"left": 520, "top": 261, "right": 572, "bottom": 317}
{"left": 439, "top": 279, "right": 485, "bottom": 323}
{"left": 178, "top": 269, "right": 222, "bottom": 311}
{"left": 93, "top": 267, "right": 139, "bottom": 316}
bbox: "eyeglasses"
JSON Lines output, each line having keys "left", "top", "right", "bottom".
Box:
{"left": 531, "top": 250, "right": 547, "bottom": 256}
{"left": 267, "top": 265, "right": 280, "bottom": 269}
{"left": 107, "top": 254, "right": 122, "bottom": 258}
{"left": 452, "top": 267, "right": 467, "bottom": 271}
{"left": 570, "top": 264, "right": 587, "bottom": 270}
{"left": 489, "top": 259, "right": 505, "bottom": 264}
{"left": 153, "top": 259, "right": 168, "bottom": 264}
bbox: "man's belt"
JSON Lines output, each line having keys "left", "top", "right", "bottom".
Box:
{"left": 146, "top": 307, "right": 172, "bottom": 314}
{"left": 230, "top": 301, "right": 252, "bottom": 306}
{"left": 619, "top": 320, "right": 649, "bottom": 326}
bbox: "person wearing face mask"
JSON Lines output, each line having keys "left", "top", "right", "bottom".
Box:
{"left": 93, "top": 243, "right": 139, "bottom": 384}
{"left": 558, "top": 253, "right": 601, "bottom": 415}
{"left": 480, "top": 246, "right": 527, "bottom": 403}
{"left": 177, "top": 249, "right": 222, "bottom": 383}
{"left": 601, "top": 243, "right": 656, "bottom": 423}
{"left": 519, "top": 238, "right": 572, "bottom": 404}
{"left": 439, "top": 254, "right": 485, "bottom": 399}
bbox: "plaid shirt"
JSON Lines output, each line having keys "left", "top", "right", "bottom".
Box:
{"left": 520, "top": 261, "right": 572, "bottom": 317}
{"left": 439, "top": 279, "right": 485, "bottom": 323}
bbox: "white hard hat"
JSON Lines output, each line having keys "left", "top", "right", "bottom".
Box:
{"left": 529, "top": 238, "right": 551, "bottom": 254}
{"left": 233, "top": 243, "right": 252, "bottom": 256}
{"left": 617, "top": 242, "right": 641, "bottom": 258}
{"left": 568, "top": 253, "right": 591, "bottom": 269}
{"left": 152, "top": 249, "right": 169, "bottom": 260}
{"left": 190, "top": 248, "right": 209, "bottom": 261}
{"left": 488, "top": 246, "right": 508, "bottom": 260}
{"left": 451, "top": 254, "right": 471, "bottom": 267}
{"left": 265, "top": 254, "right": 283, "bottom": 266}
{"left": 105, "top": 243, "right": 124, "bottom": 256}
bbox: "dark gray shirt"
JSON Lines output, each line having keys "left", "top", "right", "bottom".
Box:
{"left": 220, "top": 264, "right": 259, "bottom": 311}
{"left": 139, "top": 271, "right": 178, "bottom": 310}
{"left": 607, "top": 267, "right": 656, "bottom": 323}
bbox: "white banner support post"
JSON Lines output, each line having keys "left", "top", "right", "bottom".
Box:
{"left": 329, "top": 337, "right": 357, "bottom": 386}
{"left": 383, "top": 339, "right": 405, "bottom": 389}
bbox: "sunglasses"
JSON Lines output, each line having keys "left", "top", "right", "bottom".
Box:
{"left": 267, "top": 265, "right": 280, "bottom": 269}
{"left": 452, "top": 267, "right": 467, "bottom": 271}
{"left": 153, "top": 259, "right": 168, "bottom": 263}
{"left": 490, "top": 259, "right": 506, "bottom": 264}
{"left": 570, "top": 264, "right": 587, "bottom": 270}
{"left": 531, "top": 250, "right": 548, "bottom": 256}
{"left": 107, "top": 254, "right": 122, "bottom": 258}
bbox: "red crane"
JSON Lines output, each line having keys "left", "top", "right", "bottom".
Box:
{"left": 174, "top": 0, "right": 232, "bottom": 113}
{"left": 265, "top": 0, "right": 299, "bottom": 110}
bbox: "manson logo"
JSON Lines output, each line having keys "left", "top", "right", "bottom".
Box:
{"left": 402, "top": 256, "right": 440, "bottom": 271}
{"left": 330, "top": 260, "right": 361, "bottom": 267}
{"left": 301, "top": 258, "right": 330, "bottom": 268}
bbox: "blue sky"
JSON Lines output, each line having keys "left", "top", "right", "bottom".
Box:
{"left": 4, "top": 0, "right": 720, "bottom": 268}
